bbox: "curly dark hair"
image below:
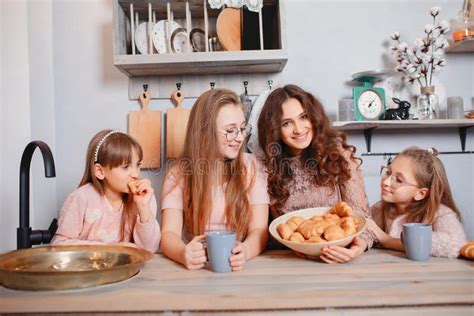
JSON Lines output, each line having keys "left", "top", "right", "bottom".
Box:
{"left": 257, "top": 84, "right": 360, "bottom": 211}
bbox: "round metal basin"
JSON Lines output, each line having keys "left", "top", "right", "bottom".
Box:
{"left": 0, "top": 245, "right": 153, "bottom": 291}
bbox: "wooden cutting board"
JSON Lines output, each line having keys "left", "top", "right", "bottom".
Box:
{"left": 216, "top": 8, "right": 241, "bottom": 51}
{"left": 128, "top": 91, "right": 162, "bottom": 169}
{"left": 166, "top": 89, "right": 190, "bottom": 159}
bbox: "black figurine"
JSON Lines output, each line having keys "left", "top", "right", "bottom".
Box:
{"left": 384, "top": 98, "right": 411, "bottom": 120}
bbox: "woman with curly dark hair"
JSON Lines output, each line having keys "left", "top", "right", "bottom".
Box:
{"left": 257, "top": 84, "right": 376, "bottom": 263}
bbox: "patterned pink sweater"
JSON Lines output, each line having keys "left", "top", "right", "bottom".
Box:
{"left": 51, "top": 183, "right": 161, "bottom": 253}
{"left": 371, "top": 202, "right": 467, "bottom": 258}
{"left": 269, "top": 151, "right": 376, "bottom": 249}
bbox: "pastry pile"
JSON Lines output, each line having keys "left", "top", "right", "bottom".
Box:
{"left": 277, "top": 202, "right": 360, "bottom": 243}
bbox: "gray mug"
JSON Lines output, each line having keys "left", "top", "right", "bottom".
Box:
{"left": 401, "top": 223, "right": 432, "bottom": 261}
{"left": 206, "top": 231, "right": 236, "bottom": 273}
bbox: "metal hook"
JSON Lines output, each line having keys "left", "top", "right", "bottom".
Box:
{"left": 387, "top": 155, "right": 393, "bottom": 165}
{"left": 143, "top": 84, "right": 148, "bottom": 92}
{"left": 243, "top": 81, "right": 249, "bottom": 95}
{"left": 176, "top": 83, "right": 181, "bottom": 91}
{"left": 268, "top": 80, "right": 273, "bottom": 90}
{"left": 210, "top": 82, "right": 215, "bottom": 89}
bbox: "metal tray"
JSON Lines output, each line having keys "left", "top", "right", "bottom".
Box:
{"left": 0, "top": 245, "right": 153, "bottom": 291}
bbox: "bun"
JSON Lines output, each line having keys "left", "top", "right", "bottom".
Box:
{"left": 323, "top": 225, "right": 345, "bottom": 241}
{"left": 277, "top": 223, "right": 293, "bottom": 240}
{"left": 128, "top": 180, "right": 140, "bottom": 194}
{"left": 460, "top": 241, "right": 474, "bottom": 259}
{"left": 289, "top": 232, "right": 305, "bottom": 243}
{"left": 331, "top": 201, "right": 353, "bottom": 217}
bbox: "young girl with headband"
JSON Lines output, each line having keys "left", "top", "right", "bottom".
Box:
{"left": 367, "top": 147, "right": 467, "bottom": 258}
{"left": 52, "top": 130, "right": 161, "bottom": 252}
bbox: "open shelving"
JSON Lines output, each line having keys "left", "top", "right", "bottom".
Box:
{"left": 332, "top": 119, "right": 474, "bottom": 154}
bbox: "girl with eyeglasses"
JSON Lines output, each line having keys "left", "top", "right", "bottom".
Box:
{"left": 367, "top": 147, "right": 467, "bottom": 258}
{"left": 257, "top": 84, "right": 376, "bottom": 264}
{"left": 160, "top": 89, "right": 269, "bottom": 271}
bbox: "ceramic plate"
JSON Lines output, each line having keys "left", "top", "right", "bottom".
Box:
{"left": 190, "top": 28, "right": 206, "bottom": 52}
{"left": 171, "top": 28, "right": 189, "bottom": 53}
{"left": 152, "top": 20, "right": 183, "bottom": 54}
{"left": 135, "top": 22, "right": 154, "bottom": 55}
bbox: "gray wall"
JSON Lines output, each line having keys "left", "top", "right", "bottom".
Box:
{"left": 0, "top": 0, "right": 472, "bottom": 252}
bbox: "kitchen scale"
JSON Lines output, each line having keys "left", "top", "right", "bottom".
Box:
{"left": 352, "top": 70, "right": 392, "bottom": 121}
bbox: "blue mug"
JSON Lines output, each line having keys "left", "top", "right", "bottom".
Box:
{"left": 401, "top": 223, "right": 432, "bottom": 261}
{"left": 206, "top": 231, "right": 236, "bottom": 273}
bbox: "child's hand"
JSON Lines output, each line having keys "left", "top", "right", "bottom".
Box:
{"left": 183, "top": 235, "right": 207, "bottom": 270}
{"left": 229, "top": 242, "right": 247, "bottom": 272}
{"left": 366, "top": 219, "right": 390, "bottom": 245}
{"left": 131, "top": 178, "right": 153, "bottom": 222}
{"left": 320, "top": 236, "right": 367, "bottom": 264}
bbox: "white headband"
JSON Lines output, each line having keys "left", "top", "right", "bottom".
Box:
{"left": 94, "top": 130, "right": 121, "bottom": 163}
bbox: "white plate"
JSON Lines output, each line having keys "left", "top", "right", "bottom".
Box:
{"left": 135, "top": 22, "right": 154, "bottom": 55}
{"left": 152, "top": 20, "right": 183, "bottom": 54}
{"left": 171, "top": 28, "right": 190, "bottom": 53}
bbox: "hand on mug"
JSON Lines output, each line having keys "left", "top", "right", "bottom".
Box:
{"left": 183, "top": 235, "right": 207, "bottom": 270}
{"left": 229, "top": 242, "right": 247, "bottom": 272}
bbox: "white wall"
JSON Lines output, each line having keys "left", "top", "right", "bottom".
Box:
{"left": 27, "top": 0, "right": 58, "bottom": 240}
{"left": 0, "top": 0, "right": 472, "bottom": 252}
{"left": 1, "top": 0, "right": 32, "bottom": 252}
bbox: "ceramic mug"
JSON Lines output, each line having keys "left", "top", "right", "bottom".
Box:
{"left": 401, "top": 223, "right": 432, "bottom": 261}
{"left": 338, "top": 99, "right": 355, "bottom": 121}
{"left": 206, "top": 231, "right": 236, "bottom": 273}
{"left": 447, "top": 96, "right": 464, "bottom": 119}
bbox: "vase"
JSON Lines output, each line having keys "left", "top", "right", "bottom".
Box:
{"left": 416, "top": 86, "right": 439, "bottom": 120}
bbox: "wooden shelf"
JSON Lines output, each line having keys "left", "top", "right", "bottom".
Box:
{"left": 446, "top": 38, "right": 474, "bottom": 53}
{"left": 114, "top": 50, "right": 288, "bottom": 77}
{"left": 332, "top": 119, "right": 474, "bottom": 153}
{"left": 332, "top": 119, "right": 474, "bottom": 131}
{"left": 113, "top": 0, "right": 287, "bottom": 77}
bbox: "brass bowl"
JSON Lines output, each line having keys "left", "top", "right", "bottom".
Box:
{"left": 0, "top": 245, "right": 153, "bottom": 291}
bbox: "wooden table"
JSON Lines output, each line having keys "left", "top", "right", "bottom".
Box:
{"left": 1, "top": 249, "right": 473, "bottom": 315}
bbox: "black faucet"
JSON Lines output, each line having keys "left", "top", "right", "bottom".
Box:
{"left": 17, "top": 141, "right": 58, "bottom": 249}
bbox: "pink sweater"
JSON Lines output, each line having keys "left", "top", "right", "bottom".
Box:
{"left": 161, "top": 153, "right": 270, "bottom": 241}
{"left": 269, "top": 149, "right": 376, "bottom": 249}
{"left": 51, "top": 183, "right": 161, "bottom": 253}
{"left": 371, "top": 202, "right": 467, "bottom": 258}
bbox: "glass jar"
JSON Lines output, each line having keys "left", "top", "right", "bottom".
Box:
{"left": 452, "top": 11, "right": 474, "bottom": 42}
{"left": 416, "top": 86, "right": 439, "bottom": 120}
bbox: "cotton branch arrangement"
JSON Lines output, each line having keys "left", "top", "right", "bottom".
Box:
{"left": 390, "top": 7, "right": 450, "bottom": 87}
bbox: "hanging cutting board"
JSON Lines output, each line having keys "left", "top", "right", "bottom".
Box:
{"left": 128, "top": 91, "right": 161, "bottom": 169}
{"left": 166, "top": 89, "right": 190, "bottom": 159}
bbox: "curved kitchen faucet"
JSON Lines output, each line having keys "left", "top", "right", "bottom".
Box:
{"left": 17, "top": 141, "right": 58, "bottom": 249}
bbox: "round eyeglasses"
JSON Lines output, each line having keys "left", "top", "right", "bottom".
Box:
{"left": 217, "top": 125, "right": 252, "bottom": 142}
{"left": 380, "top": 166, "right": 422, "bottom": 189}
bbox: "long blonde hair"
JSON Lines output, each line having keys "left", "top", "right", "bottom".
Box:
{"left": 80, "top": 129, "right": 144, "bottom": 241}
{"left": 381, "top": 146, "right": 461, "bottom": 227}
{"left": 164, "top": 89, "right": 254, "bottom": 241}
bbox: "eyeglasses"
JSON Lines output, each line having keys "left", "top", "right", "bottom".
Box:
{"left": 380, "top": 166, "right": 422, "bottom": 189}
{"left": 217, "top": 125, "right": 252, "bottom": 142}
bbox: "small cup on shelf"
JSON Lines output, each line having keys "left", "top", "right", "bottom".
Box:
{"left": 447, "top": 96, "right": 464, "bottom": 119}
{"left": 338, "top": 99, "right": 355, "bottom": 121}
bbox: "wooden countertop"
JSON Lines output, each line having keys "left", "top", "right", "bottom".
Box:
{"left": 1, "top": 249, "right": 473, "bottom": 314}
